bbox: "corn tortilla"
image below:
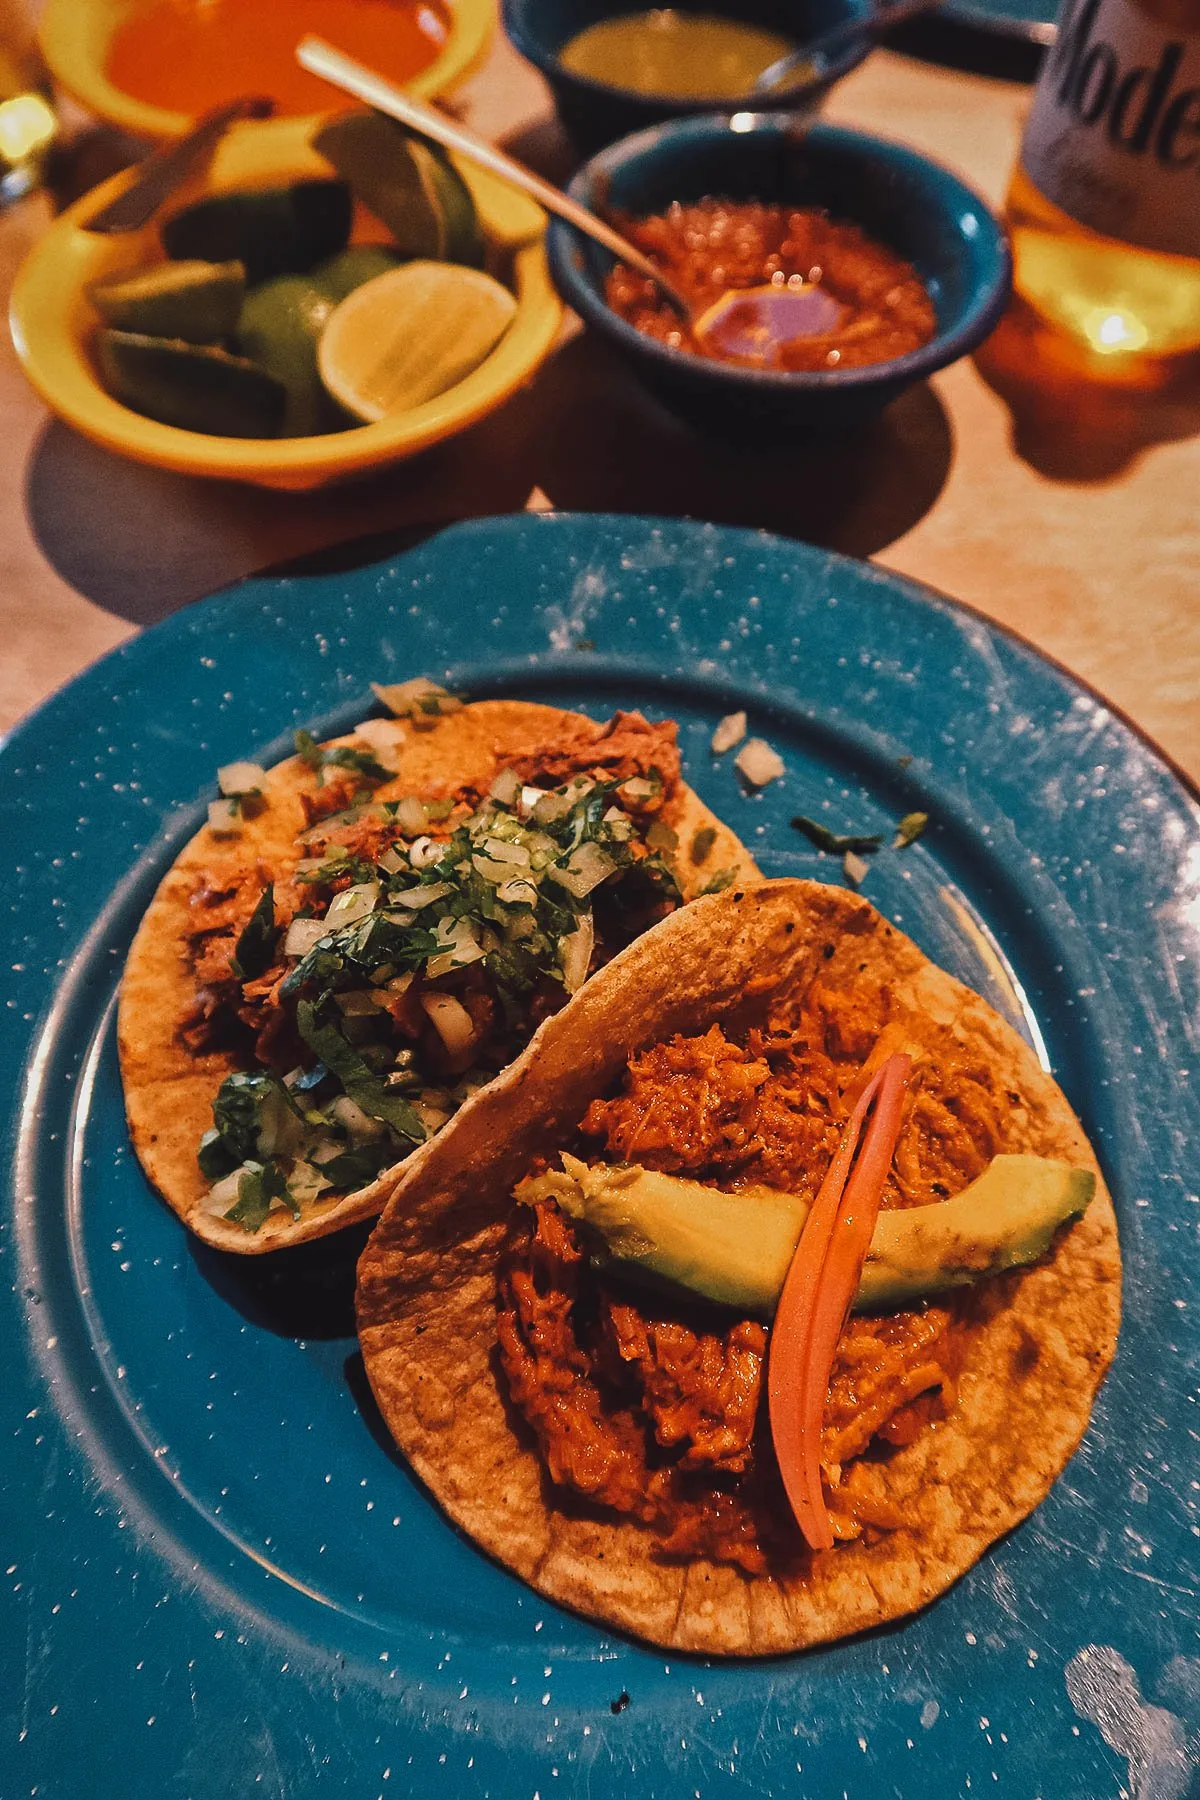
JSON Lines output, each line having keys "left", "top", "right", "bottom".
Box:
{"left": 357, "top": 879, "right": 1121, "bottom": 1655}
{"left": 119, "top": 699, "right": 759, "bottom": 1254}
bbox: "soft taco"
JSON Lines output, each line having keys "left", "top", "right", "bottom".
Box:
{"left": 118, "top": 685, "right": 757, "bottom": 1253}
{"left": 356, "top": 879, "right": 1121, "bottom": 1655}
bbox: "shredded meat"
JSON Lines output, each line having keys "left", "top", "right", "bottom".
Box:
{"left": 506, "top": 711, "right": 680, "bottom": 807}
{"left": 498, "top": 986, "right": 1010, "bottom": 1569}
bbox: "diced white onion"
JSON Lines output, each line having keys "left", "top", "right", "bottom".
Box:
{"left": 286, "top": 1162, "right": 332, "bottom": 1206}
{"left": 377, "top": 845, "right": 408, "bottom": 875}
{"left": 473, "top": 853, "right": 526, "bottom": 884}
{"left": 395, "top": 795, "right": 430, "bottom": 836}
{"left": 420, "top": 992, "right": 478, "bottom": 1056}
{"left": 283, "top": 917, "right": 328, "bottom": 958}
{"left": 427, "top": 945, "right": 485, "bottom": 978}
{"left": 711, "top": 711, "right": 747, "bottom": 754}
{"left": 618, "top": 776, "right": 655, "bottom": 803}
{"left": 330, "top": 1095, "right": 385, "bottom": 1143}
{"left": 309, "top": 1138, "right": 347, "bottom": 1167}
{"left": 371, "top": 677, "right": 459, "bottom": 720}
{"left": 531, "top": 789, "right": 574, "bottom": 825}
{"left": 389, "top": 881, "right": 451, "bottom": 909}
{"left": 292, "top": 857, "right": 329, "bottom": 877}
{"left": 497, "top": 877, "right": 538, "bottom": 907}
{"left": 217, "top": 760, "right": 266, "bottom": 797}
{"left": 324, "top": 881, "right": 380, "bottom": 926}
{"left": 843, "top": 850, "right": 869, "bottom": 886}
{"left": 547, "top": 841, "right": 616, "bottom": 899}
{"left": 408, "top": 837, "right": 442, "bottom": 871}
{"left": 352, "top": 717, "right": 406, "bottom": 753}
{"left": 203, "top": 1167, "right": 250, "bottom": 1215}
{"left": 413, "top": 1101, "right": 451, "bottom": 1133}
{"left": 734, "top": 738, "right": 785, "bottom": 788}
{"left": 483, "top": 838, "right": 530, "bottom": 866}
{"left": 559, "top": 912, "right": 594, "bottom": 994}
{"left": 207, "top": 797, "right": 242, "bottom": 836}
{"left": 386, "top": 971, "right": 416, "bottom": 995}
{"left": 489, "top": 767, "right": 522, "bottom": 807}
{"left": 519, "top": 785, "right": 546, "bottom": 818}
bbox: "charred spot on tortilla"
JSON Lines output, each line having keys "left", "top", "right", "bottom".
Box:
{"left": 356, "top": 879, "right": 1120, "bottom": 1656}
{"left": 118, "top": 696, "right": 760, "bottom": 1254}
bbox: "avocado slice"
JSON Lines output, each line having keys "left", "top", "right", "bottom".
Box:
{"left": 520, "top": 1152, "right": 1095, "bottom": 1319}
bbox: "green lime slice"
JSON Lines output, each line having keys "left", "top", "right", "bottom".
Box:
{"left": 317, "top": 261, "right": 517, "bottom": 422}
{"left": 161, "top": 181, "right": 352, "bottom": 285}
{"left": 87, "top": 259, "right": 246, "bottom": 342}
{"left": 313, "top": 244, "right": 404, "bottom": 303}
{"left": 313, "top": 112, "right": 483, "bottom": 268}
{"left": 96, "top": 329, "right": 287, "bottom": 438}
{"left": 237, "top": 275, "right": 343, "bottom": 437}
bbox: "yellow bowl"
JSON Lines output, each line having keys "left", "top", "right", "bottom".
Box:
{"left": 9, "top": 116, "right": 560, "bottom": 491}
{"left": 39, "top": 0, "right": 497, "bottom": 142}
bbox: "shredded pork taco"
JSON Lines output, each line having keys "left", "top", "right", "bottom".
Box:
{"left": 357, "top": 880, "right": 1121, "bottom": 1655}
{"left": 119, "top": 686, "right": 757, "bottom": 1253}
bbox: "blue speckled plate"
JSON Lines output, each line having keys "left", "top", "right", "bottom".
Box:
{"left": 3, "top": 514, "right": 1198, "bottom": 1800}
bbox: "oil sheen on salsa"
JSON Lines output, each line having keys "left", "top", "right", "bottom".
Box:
{"left": 106, "top": 0, "right": 450, "bottom": 118}
{"left": 558, "top": 10, "right": 796, "bottom": 99}
{"left": 607, "top": 200, "right": 937, "bottom": 373}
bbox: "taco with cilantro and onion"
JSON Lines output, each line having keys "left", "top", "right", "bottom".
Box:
{"left": 356, "top": 879, "right": 1120, "bottom": 1655}
{"left": 118, "top": 685, "right": 758, "bottom": 1253}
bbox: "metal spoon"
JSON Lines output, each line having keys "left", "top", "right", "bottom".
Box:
{"left": 83, "top": 95, "right": 276, "bottom": 234}
{"left": 752, "top": 0, "right": 943, "bottom": 95}
{"left": 295, "top": 35, "right": 695, "bottom": 320}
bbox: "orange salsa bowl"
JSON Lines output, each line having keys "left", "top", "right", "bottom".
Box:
{"left": 39, "top": 0, "right": 497, "bottom": 141}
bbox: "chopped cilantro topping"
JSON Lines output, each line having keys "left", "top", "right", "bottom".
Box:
{"left": 294, "top": 728, "right": 394, "bottom": 786}
{"left": 231, "top": 884, "right": 276, "bottom": 981}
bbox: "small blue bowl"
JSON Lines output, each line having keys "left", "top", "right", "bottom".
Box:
{"left": 546, "top": 113, "right": 1013, "bottom": 436}
{"left": 502, "top": 0, "right": 872, "bottom": 154}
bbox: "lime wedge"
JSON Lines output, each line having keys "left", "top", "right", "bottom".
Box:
{"left": 313, "top": 112, "right": 483, "bottom": 268}
{"left": 87, "top": 259, "right": 246, "bottom": 342}
{"left": 161, "top": 182, "right": 352, "bottom": 285}
{"left": 317, "top": 262, "right": 518, "bottom": 422}
{"left": 96, "top": 329, "right": 286, "bottom": 438}
{"left": 237, "top": 276, "right": 341, "bottom": 437}
{"left": 313, "top": 245, "right": 404, "bottom": 303}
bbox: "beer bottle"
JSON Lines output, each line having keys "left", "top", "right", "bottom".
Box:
{"left": 1006, "top": 0, "right": 1200, "bottom": 384}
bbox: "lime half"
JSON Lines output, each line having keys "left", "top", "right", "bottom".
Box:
{"left": 96, "top": 330, "right": 286, "bottom": 438}
{"left": 318, "top": 262, "right": 517, "bottom": 422}
{"left": 237, "top": 276, "right": 340, "bottom": 437}
{"left": 313, "top": 113, "right": 483, "bottom": 268}
{"left": 87, "top": 260, "right": 245, "bottom": 342}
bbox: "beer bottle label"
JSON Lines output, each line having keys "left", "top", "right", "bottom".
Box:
{"left": 1021, "top": 0, "right": 1200, "bottom": 258}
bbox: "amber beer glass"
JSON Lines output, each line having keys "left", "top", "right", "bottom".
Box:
{"left": 1006, "top": 0, "right": 1200, "bottom": 383}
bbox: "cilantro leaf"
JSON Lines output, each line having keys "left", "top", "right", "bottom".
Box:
{"left": 699, "top": 867, "right": 737, "bottom": 895}
{"left": 224, "top": 1161, "right": 295, "bottom": 1233}
{"left": 791, "top": 817, "right": 884, "bottom": 855}
{"left": 295, "top": 1001, "right": 427, "bottom": 1147}
{"left": 206, "top": 1070, "right": 291, "bottom": 1167}
{"left": 689, "top": 825, "right": 717, "bottom": 865}
{"left": 231, "top": 883, "right": 276, "bottom": 980}
{"left": 893, "top": 811, "right": 929, "bottom": 849}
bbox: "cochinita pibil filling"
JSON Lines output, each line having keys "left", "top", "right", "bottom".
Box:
{"left": 185, "top": 710, "right": 727, "bottom": 1233}
{"left": 606, "top": 200, "right": 936, "bottom": 372}
{"left": 496, "top": 986, "right": 1017, "bottom": 1571}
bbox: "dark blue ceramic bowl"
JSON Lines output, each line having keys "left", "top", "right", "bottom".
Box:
{"left": 547, "top": 113, "right": 1013, "bottom": 436}
{"left": 502, "top": 0, "right": 872, "bottom": 153}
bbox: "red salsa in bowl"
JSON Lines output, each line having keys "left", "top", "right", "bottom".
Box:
{"left": 605, "top": 199, "right": 937, "bottom": 373}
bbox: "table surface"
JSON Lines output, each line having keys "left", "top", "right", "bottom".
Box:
{"left": 2, "top": 32, "right": 1197, "bottom": 783}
